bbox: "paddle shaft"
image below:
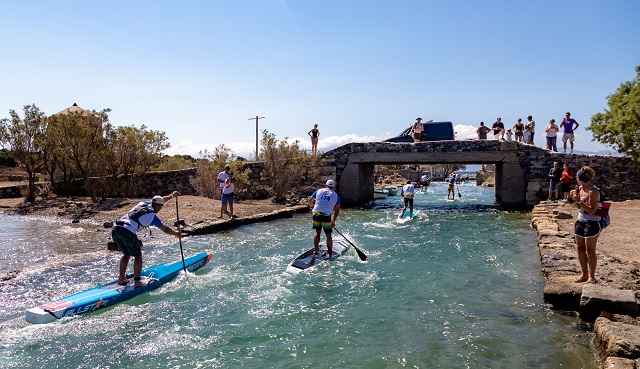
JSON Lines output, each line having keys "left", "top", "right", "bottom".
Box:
{"left": 332, "top": 226, "right": 368, "bottom": 262}
{"left": 175, "top": 196, "right": 187, "bottom": 275}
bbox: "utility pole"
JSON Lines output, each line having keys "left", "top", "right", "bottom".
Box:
{"left": 248, "top": 116, "right": 265, "bottom": 160}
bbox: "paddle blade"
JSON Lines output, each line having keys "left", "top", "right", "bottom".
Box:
{"left": 354, "top": 247, "right": 369, "bottom": 262}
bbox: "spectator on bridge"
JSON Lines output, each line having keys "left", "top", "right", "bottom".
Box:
{"left": 492, "top": 118, "right": 505, "bottom": 141}
{"left": 527, "top": 115, "right": 536, "bottom": 145}
{"left": 560, "top": 112, "right": 580, "bottom": 154}
{"left": 548, "top": 161, "right": 562, "bottom": 201}
{"left": 523, "top": 124, "right": 531, "bottom": 144}
{"left": 411, "top": 118, "right": 424, "bottom": 142}
{"left": 505, "top": 129, "right": 513, "bottom": 142}
{"left": 545, "top": 119, "right": 560, "bottom": 152}
{"left": 561, "top": 163, "right": 574, "bottom": 202}
{"left": 308, "top": 124, "right": 320, "bottom": 155}
{"left": 513, "top": 118, "right": 525, "bottom": 142}
{"left": 477, "top": 122, "right": 491, "bottom": 139}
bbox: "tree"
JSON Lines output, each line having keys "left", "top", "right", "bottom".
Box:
{"left": 192, "top": 145, "right": 248, "bottom": 199}
{"left": 260, "top": 129, "right": 318, "bottom": 203}
{"left": 588, "top": 65, "right": 640, "bottom": 162}
{"left": 0, "top": 104, "right": 47, "bottom": 202}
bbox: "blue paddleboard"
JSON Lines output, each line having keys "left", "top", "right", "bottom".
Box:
{"left": 26, "top": 252, "right": 212, "bottom": 324}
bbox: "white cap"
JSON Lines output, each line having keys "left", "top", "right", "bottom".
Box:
{"left": 151, "top": 195, "right": 165, "bottom": 206}
{"left": 325, "top": 179, "right": 335, "bottom": 187}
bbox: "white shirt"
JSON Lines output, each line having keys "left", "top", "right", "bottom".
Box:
{"left": 311, "top": 188, "right": 340, "bottom": 215}
{"left": 217, "top": 171, "right": 229, "bottom": 189}
{"left": 222, "top": 180, "right": 234, "bottom": 195}
{"left": 402, "top": 184, "right": 415, "bottom": 198}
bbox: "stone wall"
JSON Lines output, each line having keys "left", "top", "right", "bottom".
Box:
{"left": 516, "top": 145, "right": 640, "bottom": 203}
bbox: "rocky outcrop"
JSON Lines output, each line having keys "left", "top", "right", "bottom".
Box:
{"left": 532, "top": 202, "right": 640, "bottom": 367}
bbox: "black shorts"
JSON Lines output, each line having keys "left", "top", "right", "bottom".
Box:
{"left": 404, "top": 198, "right": 414, "bottom": 207}
{"left": 574, "top": 220, "right": 601, "bottom": 239}
{"left": 112, "top": 227, "right": 142, "bottom": 256}
{"left": 560, "top": 183, "right": 571, "bottom": 193}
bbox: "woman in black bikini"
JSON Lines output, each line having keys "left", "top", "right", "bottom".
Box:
{"left": 308, "top": 124, "right": 320, "bottom": 155}
{"left": 513, "top": 118, "right": 525, "bottom": 143}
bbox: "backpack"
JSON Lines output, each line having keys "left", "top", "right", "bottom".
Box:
{"left": 590, "top": 186, "right": 611, "bottom": 229}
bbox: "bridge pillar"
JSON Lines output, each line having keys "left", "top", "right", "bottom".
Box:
{"left": 337, "top": 162, "right": 375, "bottom": 208}
{"left": 495, "top": 161, "right": 527, "bottom": 208}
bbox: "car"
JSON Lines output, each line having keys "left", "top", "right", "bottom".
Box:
{"left": 384, "top": 121, "right": 455, "bottom": 142}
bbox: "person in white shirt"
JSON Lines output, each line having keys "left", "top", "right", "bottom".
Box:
{"left": 219, "top": 171, "right": 236, "bottom": 219}
{"left": 308, "top": 180, "right": 341, "bottom": 257}
{"left": 399, "top": 180, "right": 416, "bottom": 218}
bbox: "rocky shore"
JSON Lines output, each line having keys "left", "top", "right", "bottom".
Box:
{"left": 531, "top": 200, "right": 640, "bottom": 367}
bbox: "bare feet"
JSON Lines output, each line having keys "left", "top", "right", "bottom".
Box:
{"left": 117, "top": 279, "right": 130, "bottom": 286}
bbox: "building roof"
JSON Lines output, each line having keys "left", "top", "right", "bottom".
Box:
{"left": 55, "top": 103, "right": 89, "bottom": 116}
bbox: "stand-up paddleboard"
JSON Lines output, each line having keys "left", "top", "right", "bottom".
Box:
{"left": 397, "top": 209, "right": 419, "bottom": 223}
{"left": 286, "top": 239, "right": 349, "bottom": 275}
{"left": 26, "top": 252, "right": 212, "bottom": 324}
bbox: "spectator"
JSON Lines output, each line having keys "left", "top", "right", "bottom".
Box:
{"left": 560, "top": 112, "right": 580, "bottom": 154}
{"left": 527, "top": 115, "right": 536, "bottom": 145}
{"left": 492, "top": 117, "right": 505, "bottom": 141}
{"left": 513, "top": 118, "right": 525, "bottom": 142}
{"left": 477, "top": 122, "right": 491, "bottom": 139}
{"left": 545, "top": 119, "right": 559, "bottom": 151}
{"left": 308, "top": 124, "right": 320, "bottom": 155}
{"left": 548, "top": 161, "right": 562, "bottom": 201}
{"left": 411, "top": 118, "right": 424, "bottom": 143}
{"left": 560, "top": 163, "right": 574, "bottom": 202}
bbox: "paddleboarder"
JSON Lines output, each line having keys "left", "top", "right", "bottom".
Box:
{"left": 309, "top": 179, "right": 341, "bottom": 257}
{"left": 112, "top": 192, "right": 182, "bottom": 288}
{"left": 399, "top": 180, "right": 416, "bottom": 219}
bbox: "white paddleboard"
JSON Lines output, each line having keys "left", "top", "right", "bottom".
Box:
{"left": 286, "top": 239, "right": 350, "bottom": 275}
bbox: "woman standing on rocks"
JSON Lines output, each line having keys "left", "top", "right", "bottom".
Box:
{"left": 570, "top": 166, "right": 601, "bottom": 284}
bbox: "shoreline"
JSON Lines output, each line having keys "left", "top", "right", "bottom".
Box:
{"left": 531, "top": 200, "right": 640, "bottom": 366}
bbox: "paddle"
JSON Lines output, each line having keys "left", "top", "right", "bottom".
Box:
{"left": 333, "top": 226, "right": 368, "bottom": 262}
{"left": 457, "top": 182, "right": 462, "bottom": 198}
{"left": 175, "top": 195, "right": 187, "bottom": 275}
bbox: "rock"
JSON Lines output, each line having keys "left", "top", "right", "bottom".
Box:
{"left": 103, "top": 221, "right": 113, "bottom": 228}
{"left": 594, "top": 316, "right": 640, "bottom": 360}
{"left": 72, "top": 219, "right": 80, "bottom": 224}
{"left": 580, "top": 284, "right": 639, "bottom": 323}
{"left": 603, "top": 356, "right": 637, "bottom": 368}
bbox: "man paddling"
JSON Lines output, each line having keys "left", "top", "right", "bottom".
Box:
{"left": 309, "top": 180, "right": 341, "bottom": 258}
{"left": 399, "top": 179, "right": 416, "bottom": 218}
{"left": 112, "top": 192, "right": 182, "bottom": 288}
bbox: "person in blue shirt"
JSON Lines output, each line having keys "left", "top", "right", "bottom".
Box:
{"left": 308, "top": 180, "right": 341, "bottom": 257}
{"left": 112, "top": 192, "right": 182, "bottom": 288}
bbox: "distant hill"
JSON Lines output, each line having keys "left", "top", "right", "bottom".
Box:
{"left": 573, "top": 149, "right": 623, "bottom": 156}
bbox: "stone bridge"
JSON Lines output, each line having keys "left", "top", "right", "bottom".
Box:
{"left": 320, "top": 140, "right": 639, "bottom": 209}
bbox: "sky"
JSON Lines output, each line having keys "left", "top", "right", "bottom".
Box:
{"left": 1, "top": 1, "right": 639, "bottom": 158}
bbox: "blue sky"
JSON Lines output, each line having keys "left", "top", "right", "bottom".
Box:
{"left": 1, "top": 1, "right": 639, "bottom": 158}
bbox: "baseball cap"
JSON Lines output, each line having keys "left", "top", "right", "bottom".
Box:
{"left": 151, "top": 195, "right": 165, "bottom": 206}
{"left": 325, "top": 180, "right": 335, "bottom": 187}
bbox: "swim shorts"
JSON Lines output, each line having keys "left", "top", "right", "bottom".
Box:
{"left": 404, "top": 197, "right": 414, "bottom": 207}
{"left": 312, "top": 212, "right": 333, "bottom": 233}
{"left": 112, "top": 226, "right": 142, "bottom": 257}
{"left": 574, "top": 220, "right": 601, "bottom": 239}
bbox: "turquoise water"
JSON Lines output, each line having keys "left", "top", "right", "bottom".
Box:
{"left": 0, "top": 183, "right": 597, "bottom": 368}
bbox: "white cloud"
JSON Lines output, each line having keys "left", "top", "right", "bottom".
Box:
{"left": 165, "top": 126, "right": 483, "bottom": 159}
